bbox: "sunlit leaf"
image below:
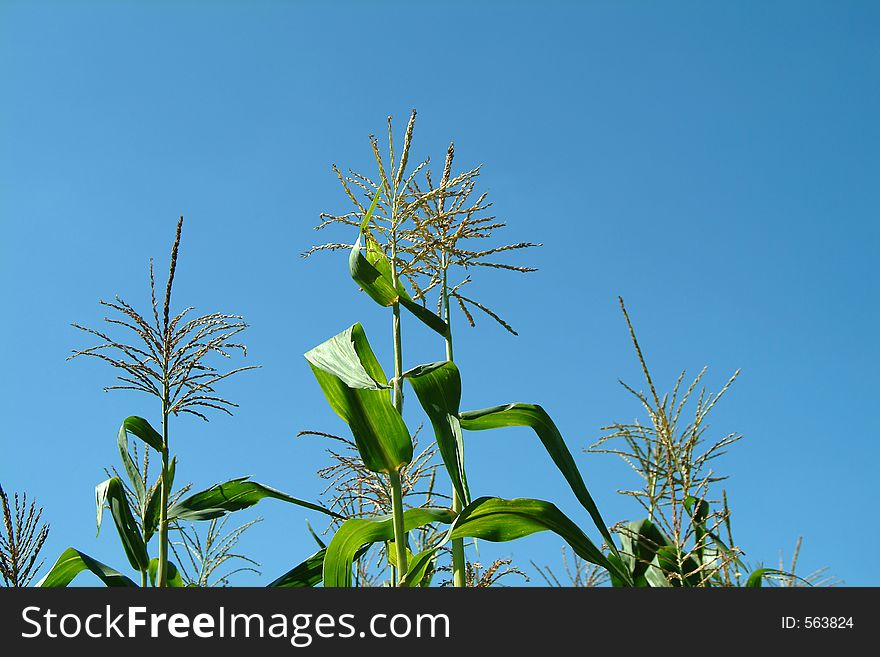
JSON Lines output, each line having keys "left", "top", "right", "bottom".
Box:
{"left": 168, "top": 477, "right": 341, "bottom": 521}
{"left": 447, "top": 496, "right": 631, "bottom": 585}
{"left": 459, "top": 403, "right": 620, "bottom": 561}
{"left": 349, "top": 233, "right": 448, "bottom": 336}
{"left": 37, "top": 548, "right": 137, "bottom": 587}
{"left": 306, "top": 324, "right": 412, "bottom": 473}
{"left": 148, "top": 558, "right": 184, "bottom": 587}
{"left": 323, "top": 508, "right": 456, "bottom": 587}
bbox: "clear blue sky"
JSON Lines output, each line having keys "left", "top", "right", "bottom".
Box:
{"left": 1, "top": 1, "right": 877, "bottom": 586}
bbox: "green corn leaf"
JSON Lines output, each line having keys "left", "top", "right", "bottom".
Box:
{"left": 143, "top": 456, "right": 175, "bottom": 543}
{"left": 684, "top": 496, "right": 710, "bottom": 563}
{"left": 168, "top": 477, "right": 342, "bottom": 521}
{"left": 746, "top": 568, "right": 768, "bottom": 587}
{"left": 306, "top": 324, "right": 413, "bottom": 473}
{"left": 323, "top": 508, "right": 456, "bottom": 587}
{"left": 120, "top": 416, "right": 163, "bottom": 452}
{"left": 267, "top": 549, "right": 326, "bottom": 588}
{"left": 404, "top": 361, "right": 470, "bottom": 506}
{"left": 37, "top": 548, "right": 137, "bottom": 587}
{"left": 304, "top": 322, "right": 388, "bottom": 391}
{"left": 652, "top": 545, "right": 702, "bottom": 587}
{"left": 681, "top": 496, "right": 747, "bottom": 576}
{"left": 746, "top": 568, "right": 793, "bottom": 587}
{"left": 459, "top": 403, "right": 620, "bottom": 561}
{"left": 360, "top": 185, "right": 383, "bottom": 231}
{"left": 306, "top": 519, "right": 327, "bottom": 549}
{"left": 618, "top": 518, "right": 672, "bottom": 584}
{"left": 401, "top": 547, "right": 439, "bottom": 588}
{"left": 386, "top": 542, "right": 415, "bottom": 570}
{"left": 447, "top": 496, "right": 631, "bottom": 585}
{"left": 148, "top": 558, "right": 184, "bottom": 587}
{"left": 348, "top": 233, "right": 448, "bottom": 336}
{"left": 607, "top": 553, "right": 636, "bottom": 587}
{"left": 399, "top": 298, "right": 449, "bottom": 336}
{"left": 349, "top": 234, "right": 399, "bottom": 307}
{"left": 117, "top": 424, "right": 146, "bottom": 507}
{"left": 645, "top": 553, "right": 673, "bottom": 588}
{"left": 95, "top": 477, "right": 150, "bottom": 572}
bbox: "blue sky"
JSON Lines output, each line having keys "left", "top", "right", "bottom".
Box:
{"left": 1, "top": 0, "right": 877, "bottom": 586}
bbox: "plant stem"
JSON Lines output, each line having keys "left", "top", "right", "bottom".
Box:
{"left": 443, "top": 265, "right": 467, "bottom": 588}
{"left": 388, "top": 469, "right": 408, "bottom": 584}
{"left": 156, "top": 396, "right": 170, "bottom": 587}
{"left": 140, "top": 569, "right": 147, "bottom": 588}
{"left": 390, "top": 223, "right": 404, "bottom": 415}
{"left": 388, "top": 199, "right": 408, "bottom": 584}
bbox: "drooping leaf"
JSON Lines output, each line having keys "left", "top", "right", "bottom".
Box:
{"left": 400, "top": 298, "right": 449, "bottom": 337}
{"left": 746, "top": 568, "right": 767, "bottom": 587}
{"left": 143, "top": 456, "right": 175, "bottom": 543}
{"left": 267, "top": 549, "right": 326, "bottom": 588}
{"left": 404, "top": 361, "right": 469, "bottom": 505}
{"left": 323, "top": 508, "right": 456, "bottom": 587}
{"left": 447, "top": 496, "right": 631, "bottom": 585}
{"left": 349, "top": 234, "right": 399, "bottom": 307}
{"left": 37, "top": 548, "right": 137, "bottom": 587}
{"left": 746, "top": 568, "right": 791, "bottom": 587}
{"left": 148, "top": 558, "right": 184, "bottom": 587}
{"left": 305, "top": 324, "right": 413, "bottom": 473}
{"left": 304, "top": 322, "right": 388, "bottom": 391}
{"left": 117, "top": 424, "right": 146, "bottom": 507}
{"left": 349, "top": 233, "right": 449, "bottom": 336}
{"left": 459, "top": 403, "right": 620, "bottom": 561}
{"left": 429, "top": 496, "right": 631, "bottom": 585}
{"left": 95, "top": 477, "right": 150, "bottom": 572}
{"left": 167, "top": 477, "right": 341, "bottom": 521}
{"left": 120, "top": 416, "right": 164, "bottom": 452}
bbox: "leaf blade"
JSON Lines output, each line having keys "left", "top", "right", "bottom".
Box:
{"left": 148, "top": 558, "right": 184, "bottom": 587}
{"left": 448, "top": 497, "right": 632, "bottom": 585}
{"left": 459, "top": 403, "right": 620, "bottom": 561}
{"left": 404, "top": 361, "right": 470, "bottom": 506}
{"left": 306, "top": 324, "right": 413, "bottom": 473}
{"left": 37, "top": 548, "right": 137, "bottom": 587}
{"left": 323, "top": 508, "right": 456, "bottom": 587}
{"left": 167, "top": 477, "right": 341, "bottom": 521}
{"left": 121, "top": 416, "right": 163, "bottom": 452}
{"left": 95, "top": 477, "right": 150, "bottom": 572}
{"left": 267, "top": 549, "right": 326, "bottom": 588}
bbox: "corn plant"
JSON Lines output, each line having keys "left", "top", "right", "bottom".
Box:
{"left": 404, "top": 140, "right": 539, "bottom": 585}
{"left": 591, "top": 298, "right": 830, "bottom": 587}
{"left": 0, "top": 484, "right": 50, "bottom": 587}
{"left": 39, "top": 217, "right": 337, "bottom": 587}
{"left": 304, "top": 111, "right": 632, "bottom": 587}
